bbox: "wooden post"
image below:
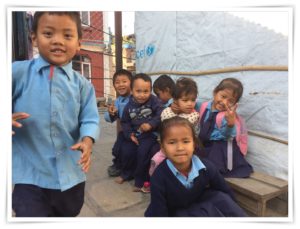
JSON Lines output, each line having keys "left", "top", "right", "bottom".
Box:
{"left": 114, "top": 11, "right": 123, "bottom": 71}
{"left": 114, "top": 11, "right": 123, "bottom": 133}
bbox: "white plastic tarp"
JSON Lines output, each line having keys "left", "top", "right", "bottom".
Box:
{"left": 135, "top": 11, "right": 288, "bottom": 180}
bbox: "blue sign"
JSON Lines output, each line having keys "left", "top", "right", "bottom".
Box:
{"left": 136, "top": 44, "right": 155, "bottom": 60}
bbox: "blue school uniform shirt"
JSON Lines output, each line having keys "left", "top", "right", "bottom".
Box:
{"left": 202, "top": 101, "right": 236, "bottom": 140}
{"left": 12, "top": 56, "right": 100, "bottom": 191}
{"left": 104, "top": 95, "right": 130, "bottom": 122}
{"left": 195, "top": 99, "right": 201, "bottom": 111}
{"left": 166, "top": 155, "right": 206, "bottom": 189}
{"left": 164, "top": 98, "right": 173, "bottom": 108}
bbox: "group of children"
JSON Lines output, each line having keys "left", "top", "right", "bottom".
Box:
{"left": 104, "top": 69, "right": 253, "bottom": 217}
{"left": 12, "top": 11, "right": 253, "bottom": 218}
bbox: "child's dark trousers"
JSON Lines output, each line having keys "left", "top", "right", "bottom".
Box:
{"left": 12, "top": 182, "right": 85, "bottom": 217}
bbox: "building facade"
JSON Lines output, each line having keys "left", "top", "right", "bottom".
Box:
{"left": 74, "top": 11, "right": 106, "bottom": 98}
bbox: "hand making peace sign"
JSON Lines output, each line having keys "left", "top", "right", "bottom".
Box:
{"left": 225, "top": 103, "right": 238, "bottom": 128}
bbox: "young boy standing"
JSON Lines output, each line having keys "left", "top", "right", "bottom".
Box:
{"left": 12, "top": 12, "right": 100, "bottom": 217}
{"left": 118, "top": 73, "right": 163, "bottom": 192}
{"left": 104, "top": 69, "right": 132, "bottom": 177}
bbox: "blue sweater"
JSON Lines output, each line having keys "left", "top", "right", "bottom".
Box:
{"left": 121, "top": 95, "right": 163, "bottom": 140}
{"left": 145, "top": 157, "right": 237, "bottom": 217}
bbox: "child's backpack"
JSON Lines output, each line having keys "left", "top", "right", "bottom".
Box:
{"left": 199, "top": 101, "right": 248, "bottom": 155}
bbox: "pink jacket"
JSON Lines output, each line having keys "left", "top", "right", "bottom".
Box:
{"left": 199, "top": 101, "right": 248, "bottom": 155}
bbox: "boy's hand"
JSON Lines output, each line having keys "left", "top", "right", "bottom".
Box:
{"left": 12, "top": 112, "right": 30, "bottom": 135}
{"left": 130, "top": 134, "right": 139, "bottom": 145}
{"left": 108, "top": 104, "right": 117, "bottom": 116}
{"left": 71, "top": 137, "right": 93, "bottom": 173}
{"left": 225, "top": 103, "right": 238, "bottom": 127}
{"left": 170, "top": 102, "right": 180, "bottom": 114}
{"left": 139, "top": 123, "right": 152, "bottom": 132}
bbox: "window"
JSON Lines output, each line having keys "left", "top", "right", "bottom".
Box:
{"left": 72, "top": 55, "right": 91, "bottom": 81}
{"left": 80, "top": 11, "right": 90, "bottom": 26}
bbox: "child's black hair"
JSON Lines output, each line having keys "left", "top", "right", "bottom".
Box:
{"left": 112, "top": 69, "right": 133, "bottom": 85}
{"left": 213, "top": 78, "right": 243, "bottom": 102}
{"left": 160, "top": 116, "right": 199, "bottom": 148}
{"left": 173, "top": 77, "right": 198, "bottom": 100}
{"left": 131, "top": 73, "right": 152, "bottom": 89}
{"left": 153, "top": 74, "right": 176, "bottom": 97}
{"left": 32, "top": 12, "right": 82, "bottom": 39}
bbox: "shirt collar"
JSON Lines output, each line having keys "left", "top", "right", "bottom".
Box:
{"left": 165, "top": 98, "right": 173, "bottom": 108}
{"left": 119, "top": 94, "right": 130, "bottom": 101}
{"left": 60, "top": 62, "right": 73, "bottom": 80}
{"left": 166, "top": 155, "right": 206, "bottom": 179}
{"left": 35, "top": 55, "right": 73, "bottom": 80}
{"left": 207, "top": 100, "right": 219, "bottom": 113}
{"left": 191, "top": 155, "right": 206, "bottom": 172}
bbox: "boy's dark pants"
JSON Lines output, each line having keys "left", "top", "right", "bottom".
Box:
{"left": 12, "top": 182, "right": 85, "bottom": 217}
{"left": 121, "top": 133, "right": 159, "bottom": 188}
{"left": 112, "top": 131, "right": 125, "bottom": 169}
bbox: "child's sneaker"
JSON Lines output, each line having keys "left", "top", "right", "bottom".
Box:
{"left": 107, "top": 164, "right": 121, "bottom": 177}
{"left": 141, "top": 182, "right": 150, "bottom": 193}
{"left": 132, "top": 182, "right": 150, "bottom": 193}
